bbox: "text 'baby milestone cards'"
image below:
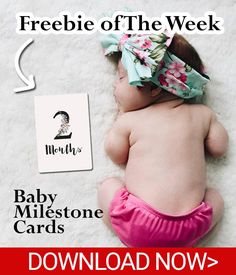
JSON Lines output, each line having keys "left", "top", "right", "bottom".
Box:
{"left": 34, "top": 94, "right": 92, "bottom": 173}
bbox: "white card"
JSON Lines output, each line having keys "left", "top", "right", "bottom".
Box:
{"left": 34, "top": 93, "right": 92, "bottom": 173}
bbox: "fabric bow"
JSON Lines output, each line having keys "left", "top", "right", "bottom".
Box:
{"left": 100, "top": 32, "right": 210, "bottom": 99}
{"left": 100, "top": 32, "right": 173, "bottom": 86}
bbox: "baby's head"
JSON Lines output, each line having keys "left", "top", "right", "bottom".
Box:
{"left": 114, "top": 59, "right": 162, "bottom": 112}
{"left": 101, "top": 33, "right": 209, "bottom": 112}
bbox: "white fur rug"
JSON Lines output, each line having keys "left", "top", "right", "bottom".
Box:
{"left": 0, "top": 0, "right": 235, "bottom": 247}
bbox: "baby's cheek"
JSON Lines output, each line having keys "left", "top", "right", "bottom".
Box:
{"left": 113, "top": 87, "right": 120, "bottom": 100}
{"left": 113, "top": 87, "right": 123, "bottom": 106}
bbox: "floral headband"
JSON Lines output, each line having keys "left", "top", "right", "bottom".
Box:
{"left": 100, "top": 32, "right": 210, "bottom": 99}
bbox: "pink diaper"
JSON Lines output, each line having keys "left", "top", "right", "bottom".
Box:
{"left": 109, "top": 188, "right": 213, "bottom": 247}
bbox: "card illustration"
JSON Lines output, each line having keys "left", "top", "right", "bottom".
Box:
{"left": 34, "top": 93, "right": 92, "bottom": 173}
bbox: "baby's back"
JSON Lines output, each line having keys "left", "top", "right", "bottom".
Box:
{"left": 125, "top": 101, "right": 211, "bottom": 215}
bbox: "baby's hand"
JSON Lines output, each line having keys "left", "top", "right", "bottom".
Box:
{"left": 105, "top": 114, "right": 131, "bottom": 165}
{"left": 205, "top": 112, "right": 229, "bottom": 157}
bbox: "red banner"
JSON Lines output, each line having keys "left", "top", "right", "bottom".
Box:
{"left": 0, "top": 248, "right": 235, "bottom": 274}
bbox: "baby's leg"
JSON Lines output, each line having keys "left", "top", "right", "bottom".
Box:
{"left": 97, "top": 177, "right": 124, "bottom": 230}
{"left": 203, "top": 188, "right": 224, "bottom": 231}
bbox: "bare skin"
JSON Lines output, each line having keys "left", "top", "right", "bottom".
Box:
{"left": 98, "top": 60, "right": 228, "bottom": 238}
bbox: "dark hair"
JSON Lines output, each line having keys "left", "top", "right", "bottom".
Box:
{"left": 168, "top": 34, "right": 204, "bottom": 75}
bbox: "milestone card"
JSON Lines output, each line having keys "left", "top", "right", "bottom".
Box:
{"left": 34, "top": 93, "right": 92, "bottom": 173}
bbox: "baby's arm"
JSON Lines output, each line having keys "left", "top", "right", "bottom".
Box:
{"left": 205, "top": 111, "right": 228, "bottom": 157}
{"left": 105, "top": 114, "right": 130, "bottom": 165}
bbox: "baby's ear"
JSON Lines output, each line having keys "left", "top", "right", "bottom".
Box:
{"left": 151, "top": 87, "right": 162, "bottom": 97}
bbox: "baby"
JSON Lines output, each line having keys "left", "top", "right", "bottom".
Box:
{"left": 98, "top": 33, "right": 228, "bottom": 247}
